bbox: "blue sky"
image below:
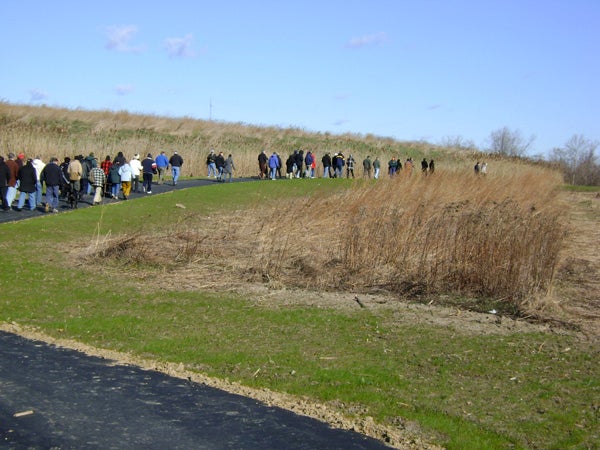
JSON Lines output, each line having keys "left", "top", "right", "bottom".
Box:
{"left": 2, "top": 0, "right": 598, "bottom": 156}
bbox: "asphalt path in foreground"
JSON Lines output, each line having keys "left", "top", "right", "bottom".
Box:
{"left": 0, "top": 176, "right": 254, "bottom": 224}
{"left": 0, "top": 331, "right": 389, "bottom": 449}
{"left": 0, "top": 178, "right": 390, "bottom": 449}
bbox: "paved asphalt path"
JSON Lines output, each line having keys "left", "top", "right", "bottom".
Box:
{"left": 0, "top": 331, "right": 389, "bottom": 449}
{"left": 0, "top": 176, "right": 254, "bottom": 224}
{"left": 0, "top": 178, "right": 390, "bottom": 449}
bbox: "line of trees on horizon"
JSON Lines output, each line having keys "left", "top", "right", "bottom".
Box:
{"left": 440, "top": 127, "right": 600, "bottom": 186}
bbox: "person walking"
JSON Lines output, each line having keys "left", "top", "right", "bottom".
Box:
{"left": 108, "top": 163, "right": 121, "bottom": 199}
{"left": 89, "top": 165, "right": 106, "bottom": 205}
{"left": 207, "top": 149, "right": 218, "bottom": 178}
{"left": 67, "top": 156, "right": 83, "bottom": 203}
{"left": 118, "top": 160, "right": 133, "bottom": 199}
{"left": 373, "top": 157, "right": 381, "bottom": 179}
{"left": 362, "top": 156, "right": 372, "bottom": 178}
{"left": 257, "top": 150, "right": 268, "bottom": 179}
{"left": 169, "top": 151, "right": 184, "bottom": 185}
{"left": 215, "top": 151, "right": 225, "bottom": 181}
{"left": 223, "top": 154, "right": 236, "bottom": 183}
{"left": 31, "top": 155, "right": 45, "bottom": 206}
{"left": 40, "top": 157, "right": 62, "bottom": 213}
{"left": 322, "top": 152, "right": 331, "bottom": 178}
{"left": 346, "top": 154, "right": 355, "bottom": 178}
{"left": 268, "top": 152, "right": 279, "bottom": 180}
{"left": 129, "top": 154, "right": 142, "bottom": 193}
{"left": 0, "top": 157, "right": 11, "bottom": 211}
{"left": 5, "top": 153, "right": 19, "bottom": 208}
{"left": 141, "top": 153, "right": 156, "bottom": 194}
{"left": 155, "top": 151, "right": 169, "bottom": 184}
{"left": 16, "top": 159, "right": 37, "bottom": 211}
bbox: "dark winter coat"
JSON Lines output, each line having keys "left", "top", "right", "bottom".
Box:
{"left": 17, "top": 162, "right": 37, "bottom": 193}
{"left": 108, "top": 164, "right": 121, "bottom": 184}
{"left": 41, "top": 162, "right": 63, "bottom": 187}
{"left": 0, "top": 159, "right": 10, "bottom": 187}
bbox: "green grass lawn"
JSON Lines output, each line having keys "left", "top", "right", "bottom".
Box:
{"left": 1, "top": 180, "right": 598, "bottom": 449}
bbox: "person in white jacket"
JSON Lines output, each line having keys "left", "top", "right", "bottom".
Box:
{"left": 129, "top": 154, "right": 143, "bottom": 193}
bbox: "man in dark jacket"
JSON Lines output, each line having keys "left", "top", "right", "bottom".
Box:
{"left": 16, "top": 159, "right": 38, "bottom": 211}
{"left": 41, "top": 157, "right": 63, "bottom": 212}
{"left": 141, "top": 153, "right": 156, "bottom": 194}
{"left": 169, "top": 151, "right": 184, "bottom": 186}
{"left": 0, "top": 157, "right": 11, "bottom": 211}
{"left": 322, "top": 153, "right": 331, "bottom": 178}
{"left": 257, "top": 150, "right": 268, "bottom": 179}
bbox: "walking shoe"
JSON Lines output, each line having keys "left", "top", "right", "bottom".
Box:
{"left": 147, "top": 191, "right": 152, "bottom": 194}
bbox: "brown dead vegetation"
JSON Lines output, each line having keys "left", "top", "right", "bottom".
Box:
{"left": 84, "top": 169, "right": 587, "bottom": 332}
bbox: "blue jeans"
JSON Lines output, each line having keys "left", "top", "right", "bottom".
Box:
{"left": 172, "top": 166, "right": 180, "bottom": 185}
{"left": 17, "top": 191, "right": 36, "bottom": 210}
{"left": 111, "top": 182, "right": 121, "bottom": 197}
{"left": 270, "top": 167, "right": 277, "bottom": 179}
{"left": 35, "top": 181, "right": 43, "bottom": 205}
{"left": 323, "top": 166, "right": 330, "bottom": 178}
{"left": 46, "top": 185, "right": 60, "bottom": 210}
{"left": 207, "top": 163, "right": 217, "bottom": 177}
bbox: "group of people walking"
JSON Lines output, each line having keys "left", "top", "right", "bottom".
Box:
{"left": 254, "top": 149, "right": 435, "bottom": 181}
{"left": 0, "top": 150, "right": 184, "bottom": 213}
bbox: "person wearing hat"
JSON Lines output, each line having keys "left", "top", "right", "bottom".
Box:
{"left": 129, "top": 153, "right": 142, "bottom": 193}
{"left": 169, "top": 151, "right": 183, "bottom": 186}
{"left": 16, "top": 152, "right": 25, "bottom": 169}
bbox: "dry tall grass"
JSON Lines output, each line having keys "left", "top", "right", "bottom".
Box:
{"left": 251, "top": 169, "right": 564, "bottom": 307}
{"left": 1, "top": 102, "right": 440, "bottom": 178}
{"left": 98, "top": 167, "right": 564, "bottom": 313}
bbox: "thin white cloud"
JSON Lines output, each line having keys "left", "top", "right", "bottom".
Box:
{"left": 333, "top": 119, "right": 350, "bottom": 126}
{"left": 345, "top": 32, "right": 388, "bottom": 49}
{"left": 29, "top": 89, "right": 47, "bottom": 102}
{"left": 105, "top": 25, "right": 145, "bottom": 53}
{"left": 164, "top": 34, "right": 197, "bottom": 59}
{"left": 115, "top": 84, "right": 135, "bottom": 96}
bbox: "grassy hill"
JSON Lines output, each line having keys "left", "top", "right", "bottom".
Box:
{"left": 1, "top": 102, "right": 598, "bottom": 449}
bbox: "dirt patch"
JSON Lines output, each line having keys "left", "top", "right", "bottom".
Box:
{"left": 538, "top": 191, "right": 600, "bottom": 341}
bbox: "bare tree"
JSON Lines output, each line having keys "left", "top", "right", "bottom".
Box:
{"left": 439, "top": 135, "right": 477, "bottom": 151}
{"left": 550, "top": 134, "right": 599, "bottom": 185}
{"left": 488, "top": 127, "right": 535, "bottom": 157}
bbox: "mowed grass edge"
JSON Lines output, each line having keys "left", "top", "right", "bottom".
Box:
{"left": 1, "top": 180, "right": 598, "bottom": 449}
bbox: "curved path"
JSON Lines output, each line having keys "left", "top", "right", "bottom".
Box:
{"left": 0, "top": 178, "right": 390, "bottom": 448}
{"left": 0, "top": 176, "right": 252, "bottom": 224}
{"left": 0, "top": 331, "right": 389, "bottom": 449}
